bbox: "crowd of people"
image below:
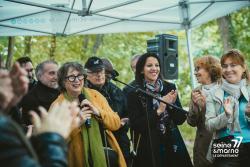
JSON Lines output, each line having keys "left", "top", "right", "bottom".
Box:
{"left": 0, "top": 49, "right": 249, "bottom": 167}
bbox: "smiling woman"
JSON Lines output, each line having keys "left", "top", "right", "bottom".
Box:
{"left": 187, "top": 55, "right": 222, "bottom": 167}
{"left": 205, "top": 49, "right": 250, "bottom": 167}
{"left": 50, "top": 62, "right": 126, "bottom": 167}
{"left": 127, "top": 52, "right": 192, "bottom": 167}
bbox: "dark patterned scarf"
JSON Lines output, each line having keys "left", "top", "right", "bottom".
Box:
{"left": 144, "top": 79, "right": 169, "bottom": 134}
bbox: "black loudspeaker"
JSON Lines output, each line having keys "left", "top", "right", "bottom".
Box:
{"left": 147, "top": 34, "right": 178, "bottom": 80}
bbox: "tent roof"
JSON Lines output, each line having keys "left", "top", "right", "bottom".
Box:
{"left": 0, "top": 0, "right": 249, "bottom": 36}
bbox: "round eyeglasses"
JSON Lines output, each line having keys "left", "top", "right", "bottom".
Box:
{"left": 65, "top": 74, "right": 84, "bottom": 82}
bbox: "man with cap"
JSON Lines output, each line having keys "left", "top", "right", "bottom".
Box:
{"left": 84, "top": 57, "right": 130, "bottom": 166}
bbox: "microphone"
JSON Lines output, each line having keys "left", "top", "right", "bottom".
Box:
{"left": 110, "top": 70, "right": 119, "bottom": 79}
{"left": 78, "top": 93, "right": 91, "bottom": 128}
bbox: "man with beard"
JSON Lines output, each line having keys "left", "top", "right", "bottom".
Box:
{"left": 20, "top": 60, "right": 60, "bottom": 126}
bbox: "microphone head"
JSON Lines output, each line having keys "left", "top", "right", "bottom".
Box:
{"left": 110, "top": 70, "right": 119, "bottom": 79}
{"left": 78, "top": 93, "right": 85, "bottom": 103}
{"left": 85, "top": 119, "right": 91, "bottom": 128}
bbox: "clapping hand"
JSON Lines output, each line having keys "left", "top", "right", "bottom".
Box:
{"left": 0, "top": 63, "right": 28, "bottom": 110}
{"left": 0, "top": 70, "right": 13, "bottom": 109}
{"left": 223, "top": 98, "right": 233, "bottom": 117}
{"left": 9, "top": 63, "right": 29, "bottom": 107}
{"left": 30, "top": 101, "right": 79, "bottom": 138}
{"left": 192, "top": 90, "right": 206, "bottom": 108}
{"left": 157, "top": 90, "right": 177, "bottom": 115}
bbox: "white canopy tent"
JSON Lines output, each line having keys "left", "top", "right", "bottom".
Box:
{"left": 0, "top": 0, "right": 249, "bottom": 87}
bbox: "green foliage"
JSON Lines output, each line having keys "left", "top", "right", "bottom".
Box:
{"left": 231, "top": 7, "right": 250, "bottom": 67}
{"left": 191, "top": 20, "right": 223, "bottom": 58}
{"left": 0, "top": 7, "right": 249, "bottom": 107}
{"left": 0, "top": 7, "right": 249, "bottom": 161}
{"left": 97, "top": 32, "right": 153, "bottom": 87}
{"left": 191, "top": 7, "right": 250, "bottom": 66}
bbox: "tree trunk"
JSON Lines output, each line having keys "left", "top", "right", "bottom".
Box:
{"left": 82, "top": 35, "right": 89, "bottom": 51}
{"left": 92, "top": 34, "right": 104, "bottom": 56}
{"left": 24, "top": 36, "right": 32, "bottom": 56}
{"left": 6, "top": 37, "right": 15, "bottom": 69}
{"left": 49, "top": 35, "right": 56, "bottom": 60}
{"left": 217, "top": 15, "right": 235, "bottom": 53}
{"left": 0, "top": 53, "right": 3, "bottom": 69}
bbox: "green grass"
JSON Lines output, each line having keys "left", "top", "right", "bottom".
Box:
{"left": 179, "top": 121, "right": 196, "bottom": 161}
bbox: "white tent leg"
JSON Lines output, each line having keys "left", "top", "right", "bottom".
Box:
{"left": 185, "top": 28, "right": 196, "bottom": 89}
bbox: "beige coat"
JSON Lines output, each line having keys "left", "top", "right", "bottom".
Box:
{"left": 205, "top": 84, "right": 250, "bottom": 162}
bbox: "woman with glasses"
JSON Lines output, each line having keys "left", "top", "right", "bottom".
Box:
{"left": 187, "top": 56, "right": 222, "bottom": 167}
{"left": 205, "top": 49, "right": 250, "bottom": 166}
{"left": 50, "top": 62, "right": 126, "bottom": 167}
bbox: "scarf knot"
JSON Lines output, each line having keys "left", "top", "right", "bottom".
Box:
{"left": 144, "top": 79, "right": 169, "bottom": 134}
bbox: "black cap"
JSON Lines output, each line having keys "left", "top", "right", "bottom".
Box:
{"left": 84, "top": 57, "right": 105, "bottom": 72}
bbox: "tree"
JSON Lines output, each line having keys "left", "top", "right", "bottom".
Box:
{"left": 92, "top": 34, "right": 104, "bottom": 56}
{"left": 217, "top": 15, "right": 234, "bottom": 52}
{"left": 24, "top": 36, "right": 32, "bottom": 57}
{"left": 6, "top": 37, "right": 15, "bottom": 69}
{"left": 49, "top": 35, "right": 56, "bottom": 60}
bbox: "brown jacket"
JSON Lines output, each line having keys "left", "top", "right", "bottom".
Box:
{"left": 51, "top": 87, "right": 127, "bottom": 167}
{"left": 187, "top": 86, "right": 212, "bottom": 167}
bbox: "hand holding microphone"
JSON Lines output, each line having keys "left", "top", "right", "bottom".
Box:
{"left": 79, "top": 107, "right": 93, "bottom": 128}
{"left": 78, "top": 94, "right": 91, "bottom": 128}
{"left": 80, "top": 99, "right": 100, "bottom": 117}
{"left": 78, "top": 94, "right": 101, "bottom": 128}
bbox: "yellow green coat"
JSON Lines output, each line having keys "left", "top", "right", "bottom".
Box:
{"left": 50, "top": 87, "right": 126, "bottom": 167}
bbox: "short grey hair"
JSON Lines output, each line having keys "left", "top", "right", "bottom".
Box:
{"left": 57, "top": 62, "right": 84, "bottom": 92}
{"left": 35, "top": 60, "right": 58, "bottom": 80}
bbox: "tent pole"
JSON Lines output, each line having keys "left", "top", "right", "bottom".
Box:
{"left": 185, "top": 28, "right": 196, "bottom": 89}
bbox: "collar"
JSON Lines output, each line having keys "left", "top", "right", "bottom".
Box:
{"left": 213, "top": 83, "right": 249, "bottom": 103}
{"left": 37, "top": 81, "right": 59, "bottom": 92}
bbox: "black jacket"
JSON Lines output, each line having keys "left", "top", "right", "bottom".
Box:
{"left": 86, "top": 81, "right": 130, "bottom": 159}
{"left": 19, "top": 81, "right": 60, "bottom": 125}
{"left": 122, "top": 80, "right": 137, "bottom": 99}
{"left": 0, "top": 114, "right": 68, "bottom": 167}
{"left": 127, "top": 81, "right": 193, "bottom": 167}
{"left": 28, "top": 79, "right": 37, "bottom": 91}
